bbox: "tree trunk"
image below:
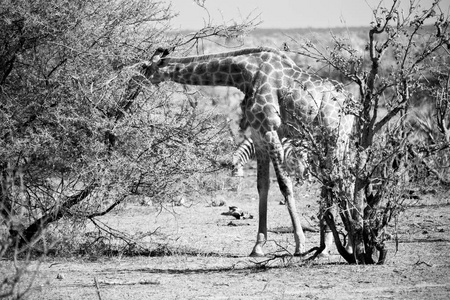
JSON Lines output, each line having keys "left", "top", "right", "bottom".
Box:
{"left": 352, "top": 148, "right": 368, "bottom": 264}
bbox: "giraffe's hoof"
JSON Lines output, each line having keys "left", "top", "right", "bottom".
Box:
{"left": 249, "top": 250, "right": 265, "bottom": 257}
{"left": 293, "top": 247, "right": 307, "bottom": 257}
{"left": 317, "top": 249, "right": 331, "bottom": 258}
{"left": 250, "top": 244, "right": 265, "bottom": 257}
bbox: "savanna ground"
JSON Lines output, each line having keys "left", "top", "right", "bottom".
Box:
{"left": 8, "top": 166, "right": 450, "bottom": 300}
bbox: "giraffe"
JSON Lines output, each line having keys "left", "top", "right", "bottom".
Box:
{"left": 137, "top": 47, "right": 354, "bottom": 257}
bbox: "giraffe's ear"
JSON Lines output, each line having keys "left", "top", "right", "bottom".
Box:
{"left": 140, "top": 61, "right": 151, "bottom": 68}
{"left": 150, "top": 48, "right": 166, "bottom": 64}
{"left": 151, "top": 55, "right": 162, "bottom": 63}
{"left": 150, "top": 47, "right": 174, "bottom": 64}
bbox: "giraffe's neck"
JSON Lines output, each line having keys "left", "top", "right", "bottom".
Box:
{"left": 149, "top": 47, "right": 295, "bottom": 94}
{"left": 158, "top": 57, "right": 251, "bottom": 93}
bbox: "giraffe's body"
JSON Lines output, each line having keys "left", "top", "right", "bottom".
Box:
{"left": 140, "top": 47, "right": 353, "bottom": 256}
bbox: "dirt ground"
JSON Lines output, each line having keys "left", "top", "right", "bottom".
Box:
{"left": 10, "top": 179, "right": 450, "bottom": 300}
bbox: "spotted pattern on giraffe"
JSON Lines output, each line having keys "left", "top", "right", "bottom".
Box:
{"left": 137, "top": 47, "right": 354, "bottom": 257}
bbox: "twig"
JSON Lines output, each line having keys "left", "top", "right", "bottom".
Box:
{"left": 94, "top": 277, "right": 102, "bottom": 300}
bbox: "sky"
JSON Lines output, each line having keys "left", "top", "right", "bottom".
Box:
{"left": 167, "top": 0, "right": 448, "bottom": 30}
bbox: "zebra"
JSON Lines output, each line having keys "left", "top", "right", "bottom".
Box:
{"left": 231, "top": 136, "right": 311, "bottom": 184}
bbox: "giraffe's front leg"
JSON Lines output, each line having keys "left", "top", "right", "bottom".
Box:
{"left": 250, "top": 151, "right": 270, "bottom": 257}
{"left": 266, "top": 131, "right": 306, "bottom": 256}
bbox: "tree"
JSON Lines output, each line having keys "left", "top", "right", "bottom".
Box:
{"left": 0, "top": 0, "right": 175, "bottom": 297}
{"left": 0, "top": 1, "right": 258, "bottom": 296}
{"left": 290, "top": 0, "right": 450, "bottom": 264}
{"left": 0, "top": 0, "right": 174, "bottom": 247}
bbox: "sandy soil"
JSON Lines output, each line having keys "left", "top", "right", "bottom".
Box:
{"left": 10, "top": 182, "right": 450, "bottom": 299}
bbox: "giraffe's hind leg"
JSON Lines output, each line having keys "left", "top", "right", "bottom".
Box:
{"left": 265, "top": 131, "right": 306, "bottom": 255}
{"left": 319, "top": 202, "right": 336, "bottom": 257}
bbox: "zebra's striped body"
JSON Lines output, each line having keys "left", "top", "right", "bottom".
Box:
{"left": 232, "top": 137, "right": 310, "bottom": 183}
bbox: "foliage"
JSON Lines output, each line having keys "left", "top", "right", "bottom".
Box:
{"left": 0, "top": 0, "right": 257, "bottom": 297}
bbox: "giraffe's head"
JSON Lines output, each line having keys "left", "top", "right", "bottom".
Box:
{"left": 140, "top": 48, "right": 173, "bottom": 84}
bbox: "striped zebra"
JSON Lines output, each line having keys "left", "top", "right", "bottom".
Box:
{"left": 231, "top": 137, "right": 311, "bottom": 184}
